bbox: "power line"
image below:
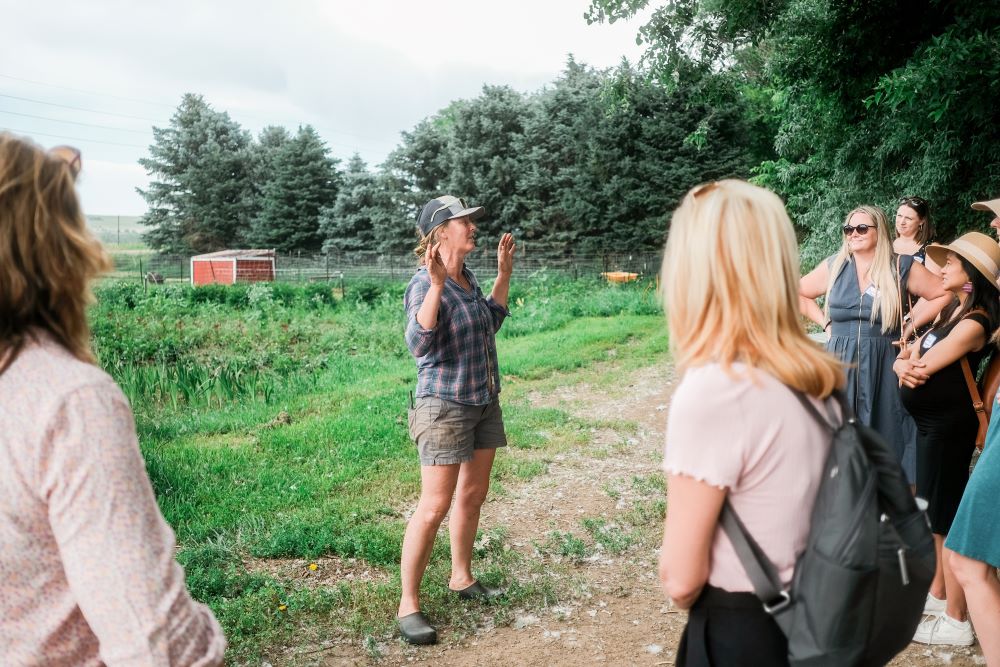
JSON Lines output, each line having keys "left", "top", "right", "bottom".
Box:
{"left": 0, "top": 93, "right": 164, "bottom": 123}
{"left": 0, "top": 126, "right": 148, "bottom": 149}
{"left": 0, "top": 110, "right": 153, "bottom": 135}
{"left": 1, "top": 74, "right": 394, "bottom": 146}
{"left": 0, "top": 72, "right": 177, "bottom": 109}
{"left": 1, "top": 78, "right": 399, "bottom": 155}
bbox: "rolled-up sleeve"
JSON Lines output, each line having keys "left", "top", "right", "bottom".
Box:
{"left": 485, "top": 297, "right": 510, "bottom": 333}
{"left": 404, "top": 276, "right": 436, "bottom": 358}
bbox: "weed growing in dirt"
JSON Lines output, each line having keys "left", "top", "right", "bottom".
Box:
{"left": 582, "top": 518, "right": 635, "bottom": 554}
{"left": 540, "top": 531, "right": 591, "bottom": 562}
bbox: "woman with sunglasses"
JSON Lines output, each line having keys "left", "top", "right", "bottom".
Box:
{"left": 895, "top": 232, "right": 1000, "bottom": 647}
{"left": 397, "top": 195, "right": 516, "bottom": 645}
{"left": 661, "top": 180, "right": 845, "bottom": 666}
{"left": 799, "top": 206, "right": 949, "bottom": 483}
{"left": 0, "top": 133, "right": 225, "bottom": 665}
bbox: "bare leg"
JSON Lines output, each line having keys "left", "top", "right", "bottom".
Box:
{"left": 950, "top": 550, "right": 1000, "bottom": 663}
{"left": 448, "top": 448, "right": 496, "bottom": 590}
{"left": 930, "top": 534, "right": 947, "bottom": 600}
{"left": 398, "top": 464, "right": 461, "bottom": 617}
{"left": 940, "top": 537, "right": 968, "bottom": 621}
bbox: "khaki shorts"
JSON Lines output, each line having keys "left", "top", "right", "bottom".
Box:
{"left": 408, "top": 396, "right": 507, "bottom": 466}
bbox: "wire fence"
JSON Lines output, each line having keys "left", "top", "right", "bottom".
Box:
{"left": 106, "top": 250, "right": 663, "bottom": 285}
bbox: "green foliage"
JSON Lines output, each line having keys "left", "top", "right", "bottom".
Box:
{"left": 248, "top": 126, "right": 340, "bottom": 252}
{"left": 138, "top": 94, "right": 255, "bottom": 254}
{"left": 382, "top": 60, "right": 767, "bottom": 253}
{"left": 318, "top": 154, "right": 411, "bottom": 253}
{"left": 591, "top": 0, "right": 1000, "bottom": 267}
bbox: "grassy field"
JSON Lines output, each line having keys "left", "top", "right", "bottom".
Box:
{"left": 90, "top": 275, "right": 668, "bottom": 663}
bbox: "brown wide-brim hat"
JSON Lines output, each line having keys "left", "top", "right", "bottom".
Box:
{"left": 926, "top": 231, "right": 1000, "bottom": 291}
{"left": 971, "top": 198, "right": 1000, "bottom": 219}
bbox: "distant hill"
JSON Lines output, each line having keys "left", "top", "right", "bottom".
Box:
{"left": 86, "top": 215, "right": 146, "bottom": 246}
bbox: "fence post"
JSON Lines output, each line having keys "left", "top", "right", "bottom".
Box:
{"left": 138, "top": 257, "right": 143, "bottom": 282}
{"left": 339, "top": 271, "right": 345, "bottom": 299}
{"left": 325, "top": 254, "right": 330, "bottom": 282}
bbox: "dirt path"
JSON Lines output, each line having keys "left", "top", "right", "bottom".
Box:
{"left": 319, "top": 360, "right": 984, "bottom": 667}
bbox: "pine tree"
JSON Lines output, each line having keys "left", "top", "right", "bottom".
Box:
{"left": 248, "top": 126, "right": 340, "bottom": 252}
{"left": 319, "top": 155, "right": 410, "bottom": 254}
{"left": 138, "top": 94, "right": 254, "bottom": 254}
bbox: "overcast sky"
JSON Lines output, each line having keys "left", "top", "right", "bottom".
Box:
{"left": 1, "top": 0, "right": 651, "bottom": 216}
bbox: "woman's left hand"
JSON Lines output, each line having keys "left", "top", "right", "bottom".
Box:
{"left": 497, "top": 233, "right": 516, "bottom": 277}
{"left": 895, "top": 357, "right": 929, "bottom": 388}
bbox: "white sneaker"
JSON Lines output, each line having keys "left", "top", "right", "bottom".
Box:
{"left": 912, "top": 613, "right": 975, "bottom": 646}
{"left": 923, "top": 593, "right": 946, "bottom": 616}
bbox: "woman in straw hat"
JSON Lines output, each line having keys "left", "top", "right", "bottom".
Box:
{"left": 895, "top": 232, "right": 1000, "bottom": 647}
{"left": 0, "top": 133, "right": 226, "bottom": 664}
{"left": 660, "top": 180, "right": 844, "bottom": 665}
{"left": 800, "top": 206, "right": 949, "bottom": 484}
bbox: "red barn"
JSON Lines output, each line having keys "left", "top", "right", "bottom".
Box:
{"left": 190, "top": 249, "right": 276, "bottom": 286}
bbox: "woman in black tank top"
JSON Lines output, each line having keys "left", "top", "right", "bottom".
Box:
{"left": 894, "top": 232, "right": 1000, "bottom": 646}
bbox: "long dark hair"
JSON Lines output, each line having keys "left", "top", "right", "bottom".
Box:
{"left": 933, "top": 255, "right": 1000, "bottom": 339}
{"left": 899, "top": 195, "right": 934, "bottom": 246}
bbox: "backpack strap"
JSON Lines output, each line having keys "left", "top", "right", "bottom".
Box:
{"left": 719, "top": 502, "right": 790, "bottom": 614}
{"left": 719, "top": 387, "right": 841, "bottom": 616}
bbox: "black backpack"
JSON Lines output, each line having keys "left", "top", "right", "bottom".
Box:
{"left": 721, "top": 389, "right": 935, "bottom": 667}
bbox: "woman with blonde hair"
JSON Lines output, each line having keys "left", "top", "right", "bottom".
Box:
{"left": 799, "top": 206, "right": 949, "bottom": 483}
{"left": 0, "top": 133, "right": 225, "bottom": 665}
{"left": 397, "top": 195, "right": 515, "bottom": 645}
{"left": 659, "top": 180, "right": 843, "bottom": 665}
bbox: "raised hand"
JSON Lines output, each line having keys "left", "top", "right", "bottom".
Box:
{"left": 497, "top": 233, "right": 516, "bottom": 277}
{"left": 426, "top": 242, "right": 447, "bottom": 286}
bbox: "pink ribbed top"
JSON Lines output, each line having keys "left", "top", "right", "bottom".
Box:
{"left": 0, "top": 332, "right": 226, "bottom": 666}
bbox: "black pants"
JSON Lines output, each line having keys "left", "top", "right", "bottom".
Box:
{"left": 677, "top": 585, "right": 789, "bottom": 667}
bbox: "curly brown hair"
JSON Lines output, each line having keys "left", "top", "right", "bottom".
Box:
{"left": 0, "top": 133, "right": 111, "bottom": 374}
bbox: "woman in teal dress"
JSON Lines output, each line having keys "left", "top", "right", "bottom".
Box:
{"left": 946, "top": 409, "right": 1000, "bottom": 662}
{"left": 946, "top": 199, "right": 1000, "bottom": 663}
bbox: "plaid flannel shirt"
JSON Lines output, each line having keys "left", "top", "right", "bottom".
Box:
{"left": 404, "top": 266, "right": 509, "bottom": 406}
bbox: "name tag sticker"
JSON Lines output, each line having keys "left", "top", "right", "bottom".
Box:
{"left": 922, "top": 334, "right": 937, "bottom": 350}
{"left": 864, "top": 285, "right": 879, "bottom": 298}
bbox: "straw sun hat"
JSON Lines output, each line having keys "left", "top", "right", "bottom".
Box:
{"left": 925, "top": 232, "right": 1000, "bottom": 291}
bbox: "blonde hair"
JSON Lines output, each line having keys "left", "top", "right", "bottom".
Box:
{"left": 826, "top": 206, "right": 900, "bottom": 334}
{"left": 413, "top": 225, "right": 442, "bottom": 264}
{"left": 0, "top": 133, "right": 111, "bottom": 373}
{"left": 662, "top": 179, "right": 843, "bottom": 398}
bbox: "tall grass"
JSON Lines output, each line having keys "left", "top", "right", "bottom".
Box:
{"left": 89, "top": 275, "right": 666, "bottom": 663}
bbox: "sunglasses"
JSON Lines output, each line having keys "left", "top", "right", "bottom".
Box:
{"left": 843, "top": 224, "right": 874, "bottom": 236}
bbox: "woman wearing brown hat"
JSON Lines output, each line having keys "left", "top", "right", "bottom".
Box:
{"left": 895, "top": 232, "right": 1000, "bottom": 646}
{"left": 397, "top": 195, "right": 516, "bottom": 645}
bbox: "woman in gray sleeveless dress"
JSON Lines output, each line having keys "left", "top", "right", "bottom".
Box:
{"left": 800, "top": 206, "right": 950, "bottom": 481}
